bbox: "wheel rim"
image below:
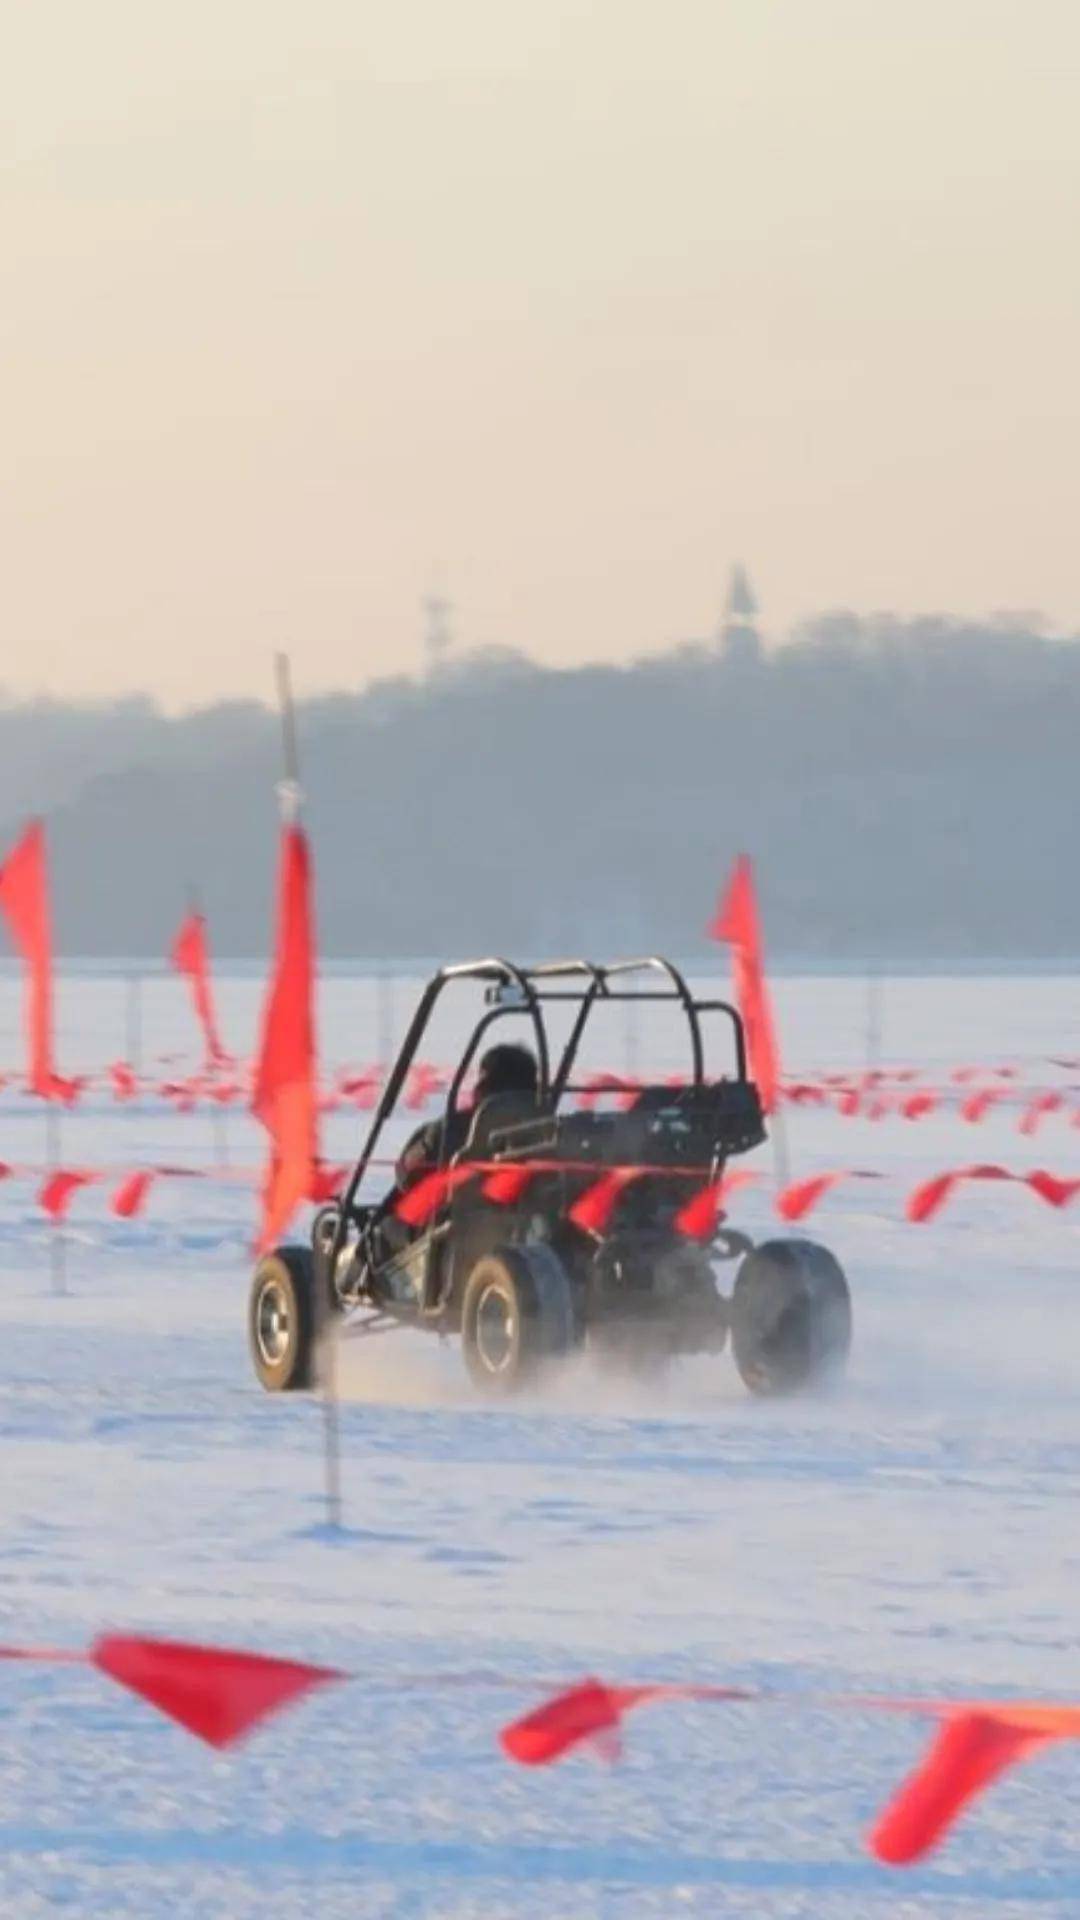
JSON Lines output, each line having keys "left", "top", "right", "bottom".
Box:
{"left": 474, "top": 1284, "right": 515, "bottom": 1374}
{"left": 256, "top": 1278, "right": 291, "bottom": 1366}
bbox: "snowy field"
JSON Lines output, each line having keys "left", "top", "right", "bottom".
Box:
{"left": 1, "top": 967, "right": 1080, "bottom": 1916}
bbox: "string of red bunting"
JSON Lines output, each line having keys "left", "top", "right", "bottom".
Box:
{"left": 2, "top": 1629, "right": 1078, "bottom": 1867}
{"left": 2, "top": 1061, "right": 1080, "bottom": 1127}
{"left": 2, "top": 1158, "right": 1079, "bottom": 1226}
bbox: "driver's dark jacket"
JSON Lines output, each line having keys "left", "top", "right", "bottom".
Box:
{"left": 395, "top": 1110, "right": 472, "bottom": 1188}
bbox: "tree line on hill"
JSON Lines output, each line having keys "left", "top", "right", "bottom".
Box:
{"left": 1, "top": 611, "right": 1077, "bottom": 960}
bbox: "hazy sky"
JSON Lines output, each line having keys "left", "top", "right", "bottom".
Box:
{"left": 7, "top": 1, "right": 1080, "bottom": 707}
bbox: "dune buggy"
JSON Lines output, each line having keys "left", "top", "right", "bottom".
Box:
{"left": 249, "top": 957, "right": 852, "bottom": 1398}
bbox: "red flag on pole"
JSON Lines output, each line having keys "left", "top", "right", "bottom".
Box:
{"left": 251, "top": 824, "right": 317, "bottom": 1252}
{"left": 169, "top": 909, "right": 227, "bottom": 1069}
{"left": 708, "top": 854, "right": 781, "bottom": 1113}
{"left": 0, "top": 820, "right": 64, "bottom": 1098}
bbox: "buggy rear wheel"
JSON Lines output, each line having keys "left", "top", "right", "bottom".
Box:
{"left": 731, "top": 1239, "right": 851, "bottom": 1397}
{"left": 460, "top": 1244, "right": 574, "bottom": 1397}
{"left": 249, "top": 1246, "right": 325, "bottom": 1392}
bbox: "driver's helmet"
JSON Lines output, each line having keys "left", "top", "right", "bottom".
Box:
{"left": 475, "top": 1043, "right": 538, "bottom": 1101}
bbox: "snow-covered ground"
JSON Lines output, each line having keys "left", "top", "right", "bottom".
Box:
{"left": 1, "top": 968, "right": 1079, "bottom": 1916}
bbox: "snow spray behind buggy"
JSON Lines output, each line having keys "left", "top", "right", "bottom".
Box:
{"left": 249, "top": 957, "right": 852, "bottom": 1398}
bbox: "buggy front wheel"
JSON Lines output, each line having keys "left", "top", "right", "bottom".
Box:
{"left": 249, "top": 1246, "right": 329, "bottom": 1392}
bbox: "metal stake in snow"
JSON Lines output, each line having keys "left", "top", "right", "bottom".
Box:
{"left": 45, "top": 1097, "right": 65, "bottom": 1297}
{"left": 274, "top": 652, "right": 343, "bottom": 1534}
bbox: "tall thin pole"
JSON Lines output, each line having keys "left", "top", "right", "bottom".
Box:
{"left": 866, "top": 966, "right": 884, "bottom": 1078}
{"left": 770, "top": 1100, "right": 792, "bottom": 1192}
{"left": 274, "top": 652, "right": 342, "bottom": 1533}
{"left": 125, "top": 973, "right": 142, "bottom": 1073}
{"left": 275, "top": 653, "right": 302, "bottom": 799}
{"left": 376, "top": 964, "right": 394, "bottom": 1073}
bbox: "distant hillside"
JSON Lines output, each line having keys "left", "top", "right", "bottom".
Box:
{"left": 3, "top": 615, "right": 1079, "bottom": 959}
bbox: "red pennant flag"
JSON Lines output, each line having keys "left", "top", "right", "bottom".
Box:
{"left": 776, "top": 1171, "right": 847, "bottom": 1222}
{"left": 309, "top": 1161, "right": 348, "bottom": 1204}
{"left": 482, "top": 1163, "right": 540, "bottom": 1205}
{"left": 500, "top": 1678, "right": 669, "bottom": 1766}
{"left": 0, "top": 821, "right": 64, "bottom": 1099}
{"left": 251, "top": 826, "right": 318, "bottom": 1254}
{"left": 170, "top": 911, "right": 228, "bottom": 1070}
{"left": 905, "top": 1163, "right": 1012, "bottom": 1223}
{"left": 871, "top": 1709, "right": 1057, "bottom": 1864}
{"left": 110, "top": 1062, "right": 138, "bottom": 1102}
{"left": 1026, "top": 1169, "right": 1080, "bottom": 1208}
{"left": 91, "top": 1633, "right": 343, "bottom": 1748}
{"left": 674, "top": 1169, "right": 759, "bottom": 1240}
{"left": 39, "top": 1169, "right": 97, "bottom": 1220}
{"left": 900, "top": 1091, "right": 938, "bottom": 1121}
{"left": 708, "top": 855, "right": 781, "bottom": 1113}
{"left": 568, "top": 1168, "right": 643, "bottom": 1235}
{"left": 1018, "top": 1091, "right": 1063, "bottom": 1137}
{"left": 960, "top": 1088, "right": 999, "bottom": 1124}
{"left": 111, "top": 1170, "right": 156, "bottom": 1218}
{"left": 776, "top": 1169, "right": 881, "bottom": 1221}
{"left": 404, "top": 1062, "right": 446, "bottom": 1110}
{"left": 394, "top": 1164, "right": 476, "bottom": 1228}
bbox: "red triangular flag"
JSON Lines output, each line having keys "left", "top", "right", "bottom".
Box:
{"left": 0, "top": 821, "right": 63, "bottom": 1098}
{"left": 394, "top": 1164, "right": 476, "bottom": 1228}
{"left": 91, "top": 1633, "right": 343, "bottom": 1748}
{"left": 251, "top": 825, "right": 318, "bottom": 1253}
{"left": 1026, "top": 1169, "right": 1080, "bottom": 1209}
{"left": 111, "top": 1169, "right": 156, "bottom": 1218}
{"left": 871, "top": 1709, "right": 1057, "bottom": 1864}
{"left": 708, "top": 855, "right": 781, "bottom": 1113}
{"left": 776, "top": 1171, "right": 847, "bottom": 1222}
{"left": 39, "top": 1168, "right": 97, "bottom": 1220}
{"left": 568, "top": 1169, "right": 643, "bottom": 1235}
{"left": 674, "top": 1169, "right": 758, "bottom": 1240}
{"left": 500, "top": 1678, "right": 666, "bottom": 1766}
{"left": 170, "top": 910, "right": 228, "bottom": 1069}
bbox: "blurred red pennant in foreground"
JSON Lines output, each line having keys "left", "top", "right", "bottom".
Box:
{"left": 708, "top": 854, "right": 781, "bottom": 1113}
{"left": 2, "top": 1632, "right": 1080, "bottom": 1862}
{"left": 500, "top": 1679, "right": 1080, "bottom": 1864}
{"left": 170, "top": 910, "right": 228, "bottom": 1070}
{"left": 870, "top": 1708, "right": 1061, "bottom": 1865}
{"left": 251, "top": 825, "right": 318, "bottom": 1253}
{"left": 90, "top": 1634, "right": 343, "bottom": 1748}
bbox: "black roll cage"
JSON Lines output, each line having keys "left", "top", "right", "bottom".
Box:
{"left": 333, "top": 958, "right": 747, "bottom": 1242}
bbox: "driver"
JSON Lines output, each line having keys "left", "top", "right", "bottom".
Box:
{"left": 396, "top": 1041, "right": 539, "bottom": 1189}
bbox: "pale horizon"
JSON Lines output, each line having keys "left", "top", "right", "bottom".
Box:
{"left": 8, "top": 0, "right": 1080, "bottom": 709}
